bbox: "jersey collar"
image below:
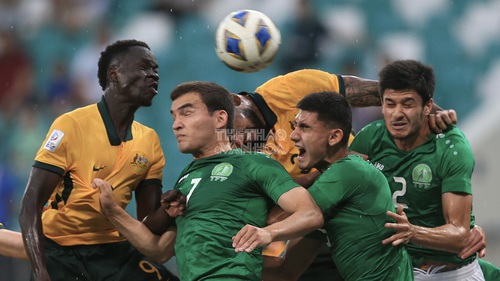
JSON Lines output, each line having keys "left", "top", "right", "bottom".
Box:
{"left": 97, "top": 96, "right": 133, "bottom": 145}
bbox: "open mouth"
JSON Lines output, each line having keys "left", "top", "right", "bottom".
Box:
{"left": 297, "top": 147, "right": 306, "bottom": 159}
{"left": 149, "top": 83, "right": 158, "bottom": 94}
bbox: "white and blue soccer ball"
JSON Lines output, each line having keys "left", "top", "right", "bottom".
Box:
{"left": 215, "top": 10, "right": 281, "bottom": 73}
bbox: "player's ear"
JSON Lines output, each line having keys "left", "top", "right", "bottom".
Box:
{"left": 424, "top": 98, "right": 434, "bottom": 115}
{"left": 231, "top": 94, "right": 242, "bottom": 106}
{"left": 215, "top": 110, "right": 229, "bottom": 129}
{"left": 328, "top": 128, "right": 343, "bottom": 146}
{"left": 108, "top": 66, "right": 119, "bottom": 84}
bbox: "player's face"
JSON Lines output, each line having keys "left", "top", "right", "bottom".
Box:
{"left": 171, "top": 92, "right": 220, "bottom": 158}
{"left": 290, "top": 110, "right": 332, "bottom": 170}
{"left": 382, "top": 89, "right": 432, "bottom": 142}
{"left": 116, "top": 46, "right": 159, "bottom": 107}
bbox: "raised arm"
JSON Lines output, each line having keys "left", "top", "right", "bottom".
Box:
{"left": 92, "top": 179, "right": 180, "bottom": 264}
{"left": 232, "top": 186, "right": 323, "bottom": 253}
{"left": 342, "top": 75, "right": 380, "bottom": 107}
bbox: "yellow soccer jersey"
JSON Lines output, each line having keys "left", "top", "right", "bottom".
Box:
{"left": 254, "top": 69, "right": 349, "bottom": 179}
{"left": 34, "top": 97, "right": 165, "bottom": 246}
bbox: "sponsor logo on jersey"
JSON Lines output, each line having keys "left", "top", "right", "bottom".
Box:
{"left": 93, "top": 165, "right": 106, "bottom": 172}
{"left": 373, "top": 161, "right": 385, "bottom": 171}
{"left": 210, "top": 162, "right": 233, "bottom": 182}
{"left": 412, "top": 163, "right": 432, "bottom": 189}
{"left": 130, "top": 152, "right": 149, "bottom": 174}
{"left": 44, "top": 129, "right": 65, "bottom": 152}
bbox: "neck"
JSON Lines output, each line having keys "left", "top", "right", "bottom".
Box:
{"left": 193, "top": 131, "right": 233, "bottom": 159}
{"left": 103, "top": 93, "right": 137, "bottom": 140}
{"left": 394, "top": 125, "right": 431, "bottom": 152}
{"left": 316, "top": 145, "right": 349, "bottom": 174}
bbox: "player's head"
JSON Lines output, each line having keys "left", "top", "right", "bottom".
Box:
{"left": 378, "top": 60, "right": 435, "bottom": 143}
{"left": 290, "top": 92, "right": 352, "bottom": 171}
{"left": 379, "top": 59, "right": 435, "bottom": 105}
{"left": 98, "top": 39, "right": 158, "bottom": 106}
{"left": 230, "top": 92, "right": 269, "bottom": 151}
{"left": 98, "top": 39, "right": 151, "bottom": 90}
{"left": 170, "top": 81, "right": 234, "bottom": 157}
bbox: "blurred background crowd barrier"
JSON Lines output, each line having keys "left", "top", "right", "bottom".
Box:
{"left": 0, "top": 0, "right": 498, "bottom": 279}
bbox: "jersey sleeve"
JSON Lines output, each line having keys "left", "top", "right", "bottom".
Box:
{"left": 439, "top": 130, "right": 474, "bottom": 194}
{"left": 247, "top": 154, "right": 300, "bottom": 203}
{"left": 33, "top": 114, "right": 82, "bottom": 175}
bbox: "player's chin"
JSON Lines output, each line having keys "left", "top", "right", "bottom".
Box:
{"left": 297, "top": 158, "right": 312, "bottom": 171}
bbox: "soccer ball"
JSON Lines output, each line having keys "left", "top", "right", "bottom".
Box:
{"left": 215, "top": 10, "right": 281, "bottom": 73}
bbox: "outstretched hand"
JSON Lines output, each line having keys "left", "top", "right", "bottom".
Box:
{"left": 382, "top": 205, "right": 413, "bottom": 246}
{"left": 161, "top": 190, "right": 187, "bottom": 218}
{"left": 232, "top": 224, "right": 272, "bottom": 253}
{"left": 429, "top": 109, "right": 457, "bottom": 133}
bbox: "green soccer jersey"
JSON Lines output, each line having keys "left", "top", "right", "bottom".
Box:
{"left": 307, "top": 154, "right": 413, "bottom": 281}
{"left": 173, "top": 149, "right": 300, "bottom": 281}
{"left": 350, "top": 121, "right": 476, "bottom": 267}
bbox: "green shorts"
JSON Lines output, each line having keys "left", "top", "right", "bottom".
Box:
{"left": 41, "top": 237, "right": 179, "bottom": 281}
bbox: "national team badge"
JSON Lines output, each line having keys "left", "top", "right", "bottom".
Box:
{"left": 412, "top": 163, "right": 432, "bottom": 189}
{"left": 130, "top": 152, "right": 149, "bottom": 174}
{"left": 44, "top": 130, "right": 65, "bottom": 152}
{"left": 210, "top": 162, "right": 233, "bottom": 182}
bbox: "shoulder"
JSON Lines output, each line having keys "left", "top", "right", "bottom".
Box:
{"left": 434, "top": 127, "right": 473, "bottom": 161}
{"left": 352, "top": 120, "right": 386, "bottom": 147}
{"left": 435, "top": 126, "right": 472, "bottom": 151}
{"left": 359, "top": 120, "right": 385, "bottom": 133}
{"left": 53, "top": 104, "right": 98, "bottom": 126}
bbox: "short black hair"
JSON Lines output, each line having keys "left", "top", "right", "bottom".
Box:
{"left": 297, "top": 92, "right": 352, "bottom": 145}
{"left": 170, "top": 81, "right": 235, "bottom": 130}
{"left": 378, "top": 59, "right": 435, "bottom": 105}
{"left": 97, "top": 39, "right": 150, "bottom": 91}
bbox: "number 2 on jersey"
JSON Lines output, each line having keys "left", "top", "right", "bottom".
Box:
{"left": 392, "top": 177, "right": 409, "bottom": 209}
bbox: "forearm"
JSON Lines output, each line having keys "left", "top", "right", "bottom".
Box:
{"left": 342, "top": 75, "right": 380, "bottom": 107}
{"left": 410, "top": 223, "right": 469, "bottom": 253}
{"left": 264, "top": 209, "right": 322, "bottom": 242}
{"left": 19, "top": 209, "right": 47, "bottom": 277}
{"left": 105, "top": 204, "right": 176, "bottom": 263}
{"left": 0, "top": 229, "right": 27, "bottom": 259}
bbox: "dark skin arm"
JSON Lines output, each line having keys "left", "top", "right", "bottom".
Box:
{"left": 142, "top": 190, "right": 186, "bottom": 235}
{"left": 19, "top": 168, "right": 62, "bottom": 281}
{"left": 134, "top": 182, "right": 162, "bottom": 222}
{"left": 342, "top": 75, "right": 380, "bottom": 107}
